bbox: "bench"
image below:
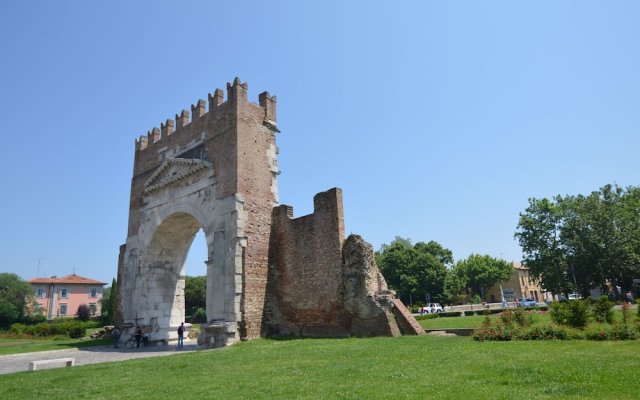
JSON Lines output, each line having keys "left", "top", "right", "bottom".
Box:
{"left": 29, "top": 357, "right": 75, "bottom": 371}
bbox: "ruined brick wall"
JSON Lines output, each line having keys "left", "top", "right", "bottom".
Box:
{"left": 267, "top": 188, "right": 346, "bottom": 336}
{"left": 266, "top": 188, "right": 401, "bottom": 337}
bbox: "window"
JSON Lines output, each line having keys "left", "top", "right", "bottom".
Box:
{"left": 89, "top": 287, "right": 97, "bottom": 298}
{"left": 36, "top": 287, "right": 46, "bottom": 298}
{"left": 59, "top": 304, "right": 67, "bottom": 316}
{"left": 89, "top": 303, "right": 97, "bottom": 315}
{"left": 60, "top": 288, "right": 68, "bottom": 298}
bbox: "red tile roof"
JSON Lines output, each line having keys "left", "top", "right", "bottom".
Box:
{"left": 28, "top": 274, "right": 106, "bottom": 285}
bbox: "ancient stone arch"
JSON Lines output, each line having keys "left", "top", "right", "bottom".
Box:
{"left": 117, "top": 78, "right": 422, "bottom": 348}
{"left": 117, "top": 78, "right": 277, "bottom": 345}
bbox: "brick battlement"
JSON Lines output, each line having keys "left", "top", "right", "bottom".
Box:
{"left": 135, "top": 77, "right": 277, "bottom": 151}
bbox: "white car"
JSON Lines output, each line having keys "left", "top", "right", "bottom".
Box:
{"left": 420, "top": 303, "right": 443, "bottom": 314}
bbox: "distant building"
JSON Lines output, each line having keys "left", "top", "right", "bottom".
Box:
{"left": 485, "top": 263, "right": 550, "bottom": 303}
{"left": 28, "top": 274, "right": 106, "bottom": 319}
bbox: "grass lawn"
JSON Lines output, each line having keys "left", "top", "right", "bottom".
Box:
{"left": 419, "top": 308, "right": 635, "bottom": 330}
{"left": 0, "top": 327, "right": 111, "bottom": 355}
{"left": 1, "top": 335, "right": 638, "bottom": 399}
{"left": 0, "top": 336, "right": 111, "bottom": 355}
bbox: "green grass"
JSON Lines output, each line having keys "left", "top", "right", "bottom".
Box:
{"left": 1, "top": 336, "right": 638, "bottom": 399}
{"left": 420, "top": 314, "right": 489, "bottom": 329}
{"left": 0, "top": 325, "right": 110, "bottom": 355}
{"left": 0, "top": 335, "right": 111, "bottom": 355}
{"left": 420, "top": 308, "right": 633, "bottom": 330}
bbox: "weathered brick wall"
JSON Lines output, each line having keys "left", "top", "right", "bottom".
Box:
{"left": 268, "top": 188, "right": 346, "bottom": 336}
{"left": 266, "top": 189, "right": 402, "bottom": 337}
{"left": 234, "top": 83, "right": 279, "bottom": 339}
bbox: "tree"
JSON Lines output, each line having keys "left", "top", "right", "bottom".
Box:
{"left": 376, "top": 237, "right": 452, "bottom": 305}
{"left": 516, "top": 184, "right": 640, "bottom": 297}
{"left": 0, "top": 273, "right": 34, "bottom": 328}
{"left": 515, "top": 197, "right": 568, "bottom": 294}
{"left": 99, "top": 278, "right": 116, "bottom": 324}
{"left": 444, "top": 264, "right": 467, "bottom": 305}
{"left": 454, "top": 254, "right": 513, "bottom": 301}
{"left": 76, "top": 303, "right": 91, "bottom": 321}
{"left": 185, "top": 276, "right": 206, "bottom": 316}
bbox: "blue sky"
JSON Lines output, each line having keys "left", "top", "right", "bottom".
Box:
{"left": 1, "top": 1, "right": 638, "bottom": 285}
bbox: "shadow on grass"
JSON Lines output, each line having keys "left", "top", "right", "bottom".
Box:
{"left": 56, "top": 338, "right": 112, "bottom": 349}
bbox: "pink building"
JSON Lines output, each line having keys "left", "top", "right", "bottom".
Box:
{"left": 28, "top": 274, "right": 107, "bottom": 320}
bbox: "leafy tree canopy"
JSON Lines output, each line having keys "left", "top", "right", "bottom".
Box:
{"left": 376, "top": 237, "right": 452, "bottom": 305}
{"left": 515, "top": 184, "right": 640, "bottom": 296}
{"left": 0, "top": 273, "right": 34, "bottom": 327}
{"left": 453, "top": 254, "right": 513, "bottom": 301}
{"left": 185, "top": 276, "right": 206, "bottom": 316}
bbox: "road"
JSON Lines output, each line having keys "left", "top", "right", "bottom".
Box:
{"left": 0, "top": 342, "right": 200, "bottom": 375}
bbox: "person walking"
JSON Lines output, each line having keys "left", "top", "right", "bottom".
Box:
{"left": 177, "top": 322, "right": 185, "bottom": 348}
{"left": 113, "top": 326, "right": 121, "bottom": 348}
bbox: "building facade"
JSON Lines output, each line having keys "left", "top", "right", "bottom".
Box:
{"left": 28, "top": 274, "right": 106, "bottom": 319}
{"left": 485, "top": 263, "right": 549, "bottom": 303}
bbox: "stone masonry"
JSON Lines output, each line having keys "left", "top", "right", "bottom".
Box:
{"left": 117, "top": 78, "right": 421, "bottom": 347}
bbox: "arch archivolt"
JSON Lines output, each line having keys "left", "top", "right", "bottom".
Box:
{"left": 120, "top": 166, "right": 246, "bottom": 344}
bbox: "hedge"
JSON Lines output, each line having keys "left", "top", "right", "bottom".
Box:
{"left": 9, "top": 320, "right": 101, "bottom": 338}
{"left": 438, "top": 311, "right": 462, "bottom": 318}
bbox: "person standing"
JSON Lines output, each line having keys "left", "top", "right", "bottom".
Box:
{"left": 177, "top": 322, "right": 185, "bottom": 348}
{"left": 625, "top": 291, "right": 634, "bottom": 304}
{"left": 113, "top": 326, "right": 121, "bottom": 348}
{"left": 134, "top": 328, "right": 142, "bottom": 348}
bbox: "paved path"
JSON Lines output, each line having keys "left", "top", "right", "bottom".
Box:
{"left": 0, "top": 342, "right": 200, "bottom": 375}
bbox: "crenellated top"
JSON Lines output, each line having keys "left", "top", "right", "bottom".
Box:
{"left": 135, "top": 78, "right": 278, "bottom": 151}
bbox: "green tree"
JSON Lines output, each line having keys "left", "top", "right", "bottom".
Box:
{"left": 376, "top": 237, "right": 452, "bottom": 305}
{"left": 516, "top": 184, "right": 640, "bottom": 297}
{"left": 0, "top": 273, "right": 34, "bottom": 327}
{"left": 185, "top": 276, "right": 206, "bottom": 316}
{"left": 99, "top": 278, "right": 116, "bottom": 325}
{"left": 76, "top": 303, "right": 91, "bottom": 321}
{"left": 444, "top": 264, "right": 467, "bottom": 305}
{"left": 515, "top": 197, "right": 569, "bottom": 294}
{"left": 455, "top": 254, "right": 513, "bottom": 301}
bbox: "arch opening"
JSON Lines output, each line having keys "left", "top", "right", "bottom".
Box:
{"left": 135, "top": 212, "right": 211, "bottom": 342}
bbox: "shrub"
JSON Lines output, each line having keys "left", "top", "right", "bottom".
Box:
{"left": 513, "top": 308, "right": 528, "bottom": 328}
{"left": 76, "top": 304, "right": 91, "bottom": 321}
{"left": 585, "top": 325, "right": 610, "bottom": 341}
{"left": 473, "top": 318, "right": 518, "bottom": 341}
{"left": 439, "top": 311, "right": 462, "bottom": 318}
{"left": 464, "top": 311, "right": 477, "bottom": 316}
{"left": 610, "top": 323, "right": 638, "bottom": 340}
{"left": 621, "top": 303, "right": 633, "bottom": 326}
{"left": 191, "top": 307, "right": 207, "bottom": 323}
{"left": 517, "top": 324, "right": 570, "bottom": 340}
{"left": 500, "top": 310, "right": 514, "bottom": 326}
{"left": 549, "top": 300, "right": 589, "bottom": 328}
{"left": 486, "top": 308, "right": 506, "bottom": 315}
{"left": 592, "top": 296, "right": 614, "bottom": 323}
{"left": 584, "top": 323, "right": 638, "bottom": 341}
{"left": 414, "top": 313, "right": 439, "bottom": 321}
{"left": 8, "top": 319, "right": 99, "bottom": 338}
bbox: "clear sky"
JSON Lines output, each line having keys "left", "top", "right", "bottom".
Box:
{"left": 1, "top": 1, "right": 638, "bottom": 285}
